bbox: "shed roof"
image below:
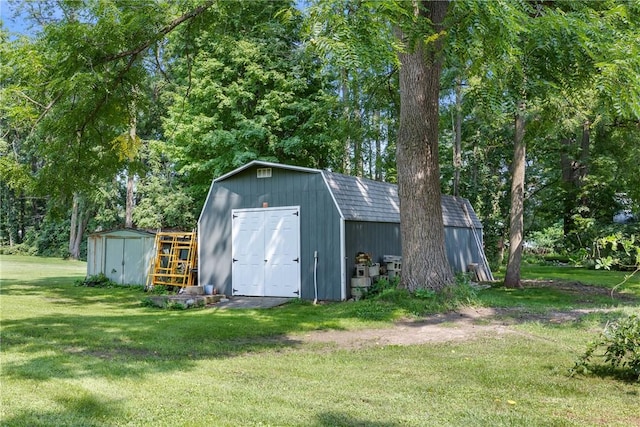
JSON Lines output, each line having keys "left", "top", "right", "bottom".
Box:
{"left": 88, "top": 229, "right": 156, "bottom": 237}
{"left": 323, "top": 171, "right": 482, "bottom": 228}
{"left": 212, "top": 160, "right": 482, "bottom": 229}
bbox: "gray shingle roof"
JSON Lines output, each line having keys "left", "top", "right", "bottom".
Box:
{"left": 323, "top": 171, "right": 482, "bottom": 228}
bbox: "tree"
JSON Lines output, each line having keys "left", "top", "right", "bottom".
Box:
{"left": 395, "top": 1, "right": 454, "bottom": 291}
{"left": 307, "top": 0, "right": 458, "bottom": 290}
{"left": 163, "top": 0, "right": 341, "bottom": 206}
{"left": 2, "top": 0, "right": 215, "bottom": 257}
{"left": 504, "top": 100, "right": 526, "bottom": 287}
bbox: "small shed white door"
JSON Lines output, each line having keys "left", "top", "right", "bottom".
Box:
{"left": 105, "top": 238, "right": 125, "bottom": 284}
{"left": 231, "top": 207, "right": 300, "bottom": 297}
{"left": 104, "top": 236, "right": 147, "bottom": 285}
{"left": 123, "top": 237, "right": 144, "bottom": 285}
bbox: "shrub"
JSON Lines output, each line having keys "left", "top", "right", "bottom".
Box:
{"left": 366, "top": 275, "right": 400, "bottom": 298}
{"left": 434, "top": 274, "right": 478, "bottom": 311}
{"left": 572, "top": 315, "right": 640, "bottom": 382}
{"left": 592, "top": 233, "right": 639, "bottom": 271}
{"left": 76, "top": 274, "right": 144, "bottom": 290}
{"left": 145, "top": 285, "right": 175, "bottom": 295}
{"left": 361, "top": 273, "right": 478, "bottom": 316}
{"left": 527, "top": 223, "right": 565, "bottom": 256}
{"left": 76, "top": 274, "right": 116, "bottom": 288}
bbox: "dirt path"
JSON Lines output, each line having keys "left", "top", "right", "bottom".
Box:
{"left": 293, "top": 306, "right": 614, "bottom": 349}
{"left": 292, "top": 279, "right": 639, "bottom": 349}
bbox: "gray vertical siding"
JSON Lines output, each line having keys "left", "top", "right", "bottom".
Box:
{"left": 198, "top": 166, "right": 343, "bottom": 300}
{"left": 443, "top": 227, "right": 484, "bottom": 273}
{"left": 344, "top": 221, "right": 402, "bottom": 281}
{"left": 344, "top": 222, "right": 485, "bottom": 284}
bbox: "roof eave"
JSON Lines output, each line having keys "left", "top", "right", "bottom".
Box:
{"left": 214, "top": 160, "right": 321, "bottom": 183}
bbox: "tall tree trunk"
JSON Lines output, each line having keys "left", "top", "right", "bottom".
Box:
{"left": 125, "top": 172, "right": 134, "bottom": 228}
{"left": 453, "top": 76, "right": 463, "bottom": 197}
{"left": 353, "top": 82, "right": 363, "bottom": 177}
{"left": 125, "top": 105, "right": 137, "bottom": 228}
{"left": 4, "top": 187, "right": 18, "bottom": 246}
{"left": 71, "top": 209, "right": 86, "bottom": 259}
{"left": 68, "top": 194, "right": 90, "bottom": 260}
{"left": 504, "top": 100, "right": 526, "bottom": 288}
{"left": 68, "top": 193, "right": 85, "bottom": 259}
{"left": 471, "top": 137, "right": 479, "bottom": 195}
{"left": 560, "top": 136, "right": 576, "bottom": 238}
{"left": 396, "top": 0, "right": 453, "bottom": 292}
{"left": 18, "top": 192, "right": 25, "bottom": 243}
{"left": 578, "top": 120, "right": 590, "bottom": 207}
{"left": 69, "top": 193, "right": 79, "bottom": 257}
{"left": 560, "top": 120, "right": 591, "bottom": 242}
{"left": 341, "top": 68, "right": 351, "bottom": 174}
{"left": 375, "top": 109, "right": 382, "bottom": 181}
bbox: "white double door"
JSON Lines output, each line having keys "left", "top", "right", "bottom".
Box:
{"left": 231, "top": 207, "right": 300, "bottom": 297}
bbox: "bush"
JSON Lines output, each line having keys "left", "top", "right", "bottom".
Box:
{"left": 76, "top": 274, "right": 144, "bottom": 290}
{"left": 434, "top": 274, "right": 478, "bottom": 311}
{"left": 361, "top": 274, "right": 479, "bottom": 316}
{"left": 592, "top": 233, "right": 639, "bottom": 271}
{"left": 76, "top": 274, "right": 116, "bottom": 287}
{"left": 527, "top": 223, "right": 565, "bottom": 256}
{"left": 145, "top": 285, "right": 176, "bottom": 295}
{"left": 572, "top": 315, "right": 640, "bottom": 382}
{"left": 0, "top": 243, "right": 37, "bottom": 256}
{"left": 366, "top": 275, "right": 400, "bottom": 298}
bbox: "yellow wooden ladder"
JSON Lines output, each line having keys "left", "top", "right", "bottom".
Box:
{"left": 146, "top": 231, "right": 197, "bottom": 289}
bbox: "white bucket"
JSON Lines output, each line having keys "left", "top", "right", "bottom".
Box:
{"left": 204, "top": 284, "right": 214, "bottom": 295}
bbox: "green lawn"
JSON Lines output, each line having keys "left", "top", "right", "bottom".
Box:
{"left": 1, "top": 255, "right": 639, "bottom": 426}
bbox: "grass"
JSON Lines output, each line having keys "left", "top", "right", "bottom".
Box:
{"left": 484, "top": 262, "right": 640, "bottom": 311}
{"left": 1, "top": 255, "right": 639, "bottom": 426}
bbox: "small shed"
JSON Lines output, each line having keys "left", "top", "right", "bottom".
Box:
{"left": 198, "top": 161, "right": 491, "bottom": 301}
{"left": 86, "top": 229, "right": 156, "bottom": 285}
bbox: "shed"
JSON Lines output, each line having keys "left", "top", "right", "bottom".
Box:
{"left": 198, "top": 161, "right": 491, "bottom": 301}
{"left": 86, "top": 229, "right": 156, "bottom": 285}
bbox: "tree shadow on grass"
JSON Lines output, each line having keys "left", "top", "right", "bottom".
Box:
{"left": 0, "top": 277, "right": 145, "bottom": 309}
{"left": 576, "top": 364, "right": 640, "bottom": 385}
{"left": 1, "top": 282, "right": 394, "bottom": 382}
{"left": 314, "top": 411, "right": 402, "bottom": 427}
{"left": 1, "top": 277, "right": 400, "bottom": 380}
{"left": 2, "top": 391, "right": 124, "bottom": 427}
{"left": 1, "top": 308, "right": 312, "bottom": 381}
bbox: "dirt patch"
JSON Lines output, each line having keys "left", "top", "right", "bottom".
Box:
{"left": 296, "top": 307, "right": 515, "bottom": 349}
{"left": 292, "top": 280, "right": 638, "bottom": 349}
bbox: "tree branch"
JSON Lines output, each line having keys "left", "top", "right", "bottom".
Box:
{"left": 77, "top": 1, "right": 215, "bottom": 135}
{"left": 100, "top": 1, "right": 215, "bottom": 64}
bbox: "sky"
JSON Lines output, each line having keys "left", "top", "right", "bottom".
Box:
{"left": 1, "top": 0, "right": 33, "bottom": 36}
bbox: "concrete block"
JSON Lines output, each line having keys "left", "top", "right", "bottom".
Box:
{"left": 368, "top": 263, "right": 380, "bottom": 277}
{"left": 183, "top": 286, "right": 204, "bottom": 295}
{"left": 350, "top": 277, "right": 371, "bottom": 288}
{"left": 386, "top": 261, "right": 402, "bottom": 271}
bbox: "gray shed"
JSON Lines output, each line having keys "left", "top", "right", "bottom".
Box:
{"left": 86, "top": 229, "right": 156, "bottom": 285}
{"left": 198, "top": 161, "right": 491, "bottom": 301}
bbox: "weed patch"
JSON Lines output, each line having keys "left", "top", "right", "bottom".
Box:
{"left": 572, "top": 315, "right": 640, "bottom": 382}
